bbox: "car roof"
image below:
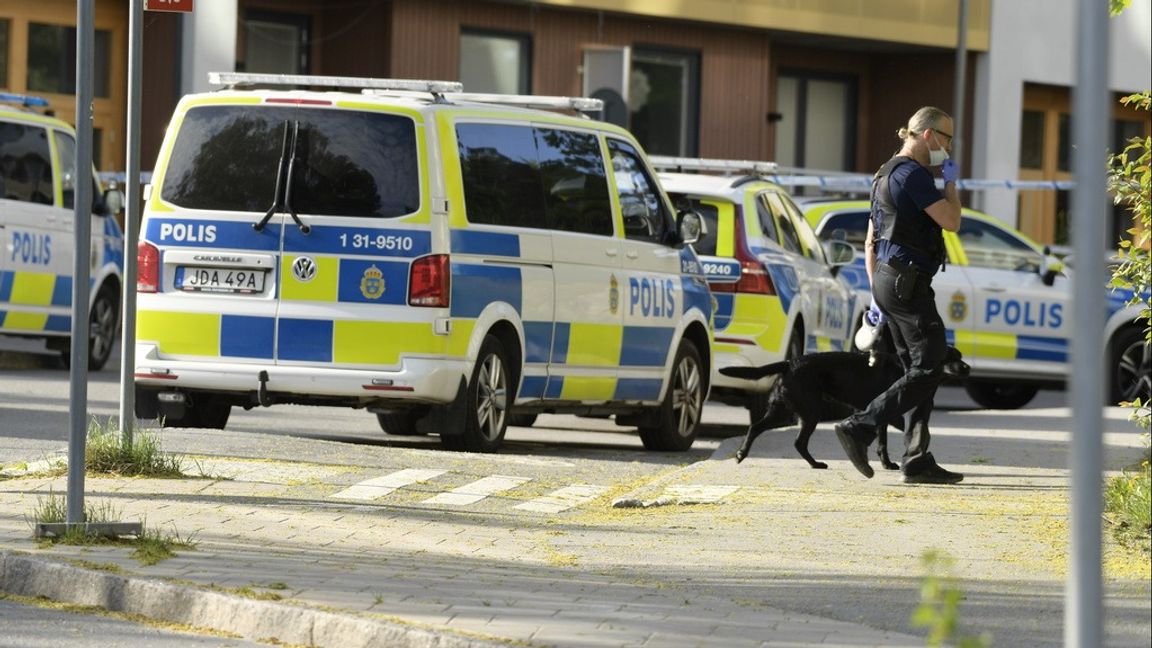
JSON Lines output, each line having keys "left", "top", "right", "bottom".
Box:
{"left": 657, "top": 171, "right": 783, "bottom": 199}
{"left": 0, "top": 104, "right": 75, "bottom": 133}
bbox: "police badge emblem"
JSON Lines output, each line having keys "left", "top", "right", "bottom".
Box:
{"left": 949, "top": 291, "right": 967, "bottom": 322}
{"left": 360, "top": 265, "right": 385, "bottom": 300}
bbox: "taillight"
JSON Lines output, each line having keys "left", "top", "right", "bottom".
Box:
{"left": 409, "top": 254, "right": 450, "bottom": 307}
{"left": 711, "top": 218, "right": 776, "bottom": 295}
{"left": 138, "top": 241, "right": 159, "bottom": 293}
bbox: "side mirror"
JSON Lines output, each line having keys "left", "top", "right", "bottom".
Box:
{"left": 823, "top": 239, "right": 856, "bottom": 266}
{"left": 677, "top": 209, "right": 704, "bottom": 246}
{"left": 102, "top": 186, "right": 125, "bottom": 216}
{"left": 1039, "top": 251, "right": 1065, "bottom": 286}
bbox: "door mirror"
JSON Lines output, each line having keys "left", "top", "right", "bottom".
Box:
{"left": 676, "top": 209, "right": 704, "bottom": 246}
{"left": 822, "top": 239, "right": 856, "bottom": 266}
{"left": 101, "top": 184, "right": 125, "bottom": 217}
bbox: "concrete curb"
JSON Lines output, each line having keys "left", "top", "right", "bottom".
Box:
{"left": 0, "top": 552, "right": 513, "bottom": 648}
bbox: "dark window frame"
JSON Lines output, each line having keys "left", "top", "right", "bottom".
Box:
{"left": 26, "top": 22, "right": 111, "bottom": 97}
{"left": 777, "top": 68, "right": 858, "bottom": 171}
{"left": 629, "top": 45, "right": 700, "bottom": 157}
{"left": 459, "top": 28, "right": 532, "bottom": 95}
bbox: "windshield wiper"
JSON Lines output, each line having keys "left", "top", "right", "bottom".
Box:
{"left": 253, "top": 120, "right": 309, "bottom": 234}
{"left": 281, "top": 121, "right": 310, "bottom": 234}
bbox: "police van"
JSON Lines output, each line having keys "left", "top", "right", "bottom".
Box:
{"left": 651, "top": 157, "right": 861, "bottom": 423}
{"left": 802, "top": 199, "right": 1149, "bottom": 408}
{"left": 1, "top": 93, "right": 124, "bottom": 370}
{"left": 133, "top": 73, "right": 713, "bottom": 453}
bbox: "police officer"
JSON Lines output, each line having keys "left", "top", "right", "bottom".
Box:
{"left": 835, "top": 106, "right": 964, "bottom": 484}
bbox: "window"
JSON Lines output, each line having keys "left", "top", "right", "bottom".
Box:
{"left": 608, "top": 139, "right": 670, "bottom": 242}
{"left": 457, "top": 123, "right": 546, "bottom": 228}
{"left": 630, "top": 48, "right": 699, "bottom": 156}
{"left": 776, "top": 71, "right": 857, "bottom": 173}
{"left": 762, "top": 194, "right": 802, "bottom": 255}
{"left": 53, "top": 130, "right": 100, "bottom": 211}
{"left": 776, "top": 193, "right": 825, "bottom": 263}
{"left": 819, "top": 211, "right": 871, "bottom": 252}
{"left": 1056, "top": 113, "right": 1071, "bottom": 172}
{"left": 162, "top": 106, "right": 420, "bottom": 217}
{"left": 535, "top": 128, "right": 611, "bottom": 235}
{"left": 0, "top": 20, "right": 10, "bottom": 88}
{"left": 755, "top": 198, "right": 781, "bottom": 245}
{"left": 26, "top": 23, "right": 111, "bottom": 97}
{"left": 1019, "top": 110, "right": 1044, "bottom": 169}
{"left": 0, "top": 121, "right": 53, "bottom": 205}
{"left": 459, "top": 30, "right": 530, "bottom": 95}
{"left": 957, "top": 217, "right": 1043, "bottom": 272}
{"left": 244, "top": 11, "right": 310, "bottom": 74}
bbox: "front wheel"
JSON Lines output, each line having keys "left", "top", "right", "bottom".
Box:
{"left": 1110, "top": 328, "right": 1151, "bottom": 405}
{"left": 640, "top": 340, "right": 705, "bottom": 451}
{"left": 964, "top": 380, "right": 1038, "bottom": 410}
{"left": 59, "top": 286, "right": 119, "bottom": 371}
{"left": 441, "top": 335, "right": 511, "bottom": 453}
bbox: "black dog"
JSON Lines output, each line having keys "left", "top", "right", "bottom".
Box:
{"left": 721, "top": 347, "right": 969, "bottom": 470}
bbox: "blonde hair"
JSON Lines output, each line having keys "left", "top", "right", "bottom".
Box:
{"left": 896, "top": 106, "right": 952, "bottom": 140}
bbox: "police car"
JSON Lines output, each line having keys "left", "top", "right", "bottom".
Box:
{"left": 650, "top": 158, "right": 861, "bottom": 423}
{"left": 802, "top": 198, "right": 1149, "bottom": 408}
{"left": 133, "top": 73, "right": 713, "bottom": 453}
{"left": 1, "top": 93, "right": 124, "bottom": 370}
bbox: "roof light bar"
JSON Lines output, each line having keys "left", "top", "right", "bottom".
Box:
{"left": 0, "top": 92, "right": 50, "bottom": 108}
{"left": 649, "top": 156, "right": 779, "bottom": 175}
{"left": 208, "top": 72, "right": 462, "bottom": 94}
{"left": 446, "top": 92, "right": 604, "bottom": 112}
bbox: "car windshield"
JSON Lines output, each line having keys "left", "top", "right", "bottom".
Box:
{"left": 957, "top": 217, "right": 1044, "bottom": 272}
{"left": 161, "top": 105, "right": 420, "bottom": 218}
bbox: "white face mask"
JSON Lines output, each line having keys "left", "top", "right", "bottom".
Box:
{"left": 928, "top": 133, "right": 950, "bottom": 166}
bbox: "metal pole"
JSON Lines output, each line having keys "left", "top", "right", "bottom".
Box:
{"left": 1067, "top": 0, "right": 1108, "bottom": 645}
{"left": 67, "top": 0, "right": 96, "bottom": 526}
{"left": 951, "top": 0, "right": 968, "bottom": 166}
{"left": 119, "top": 0, "right": 144, "bottom": 443}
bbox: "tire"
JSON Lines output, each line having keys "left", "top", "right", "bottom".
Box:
{"left": 964, "top": 380, "right": 1038, "bottom": 410}
{"left": 507, "top": 413, "right": 537, "bottom": 428}
{"left": 161, "top": 393, "right": 231, "bottom": 429}
{"left": 441, "top": 335, "right": 510, "bottom": 453}
{"left": 640, "top": 340, "right": 705, "bottom": 451}
{"left": 1110, "top": 327, "right": 1151, "bottom": 405}
{"left": 59, "top": 285, "right": 119, "bottom": 371}
{"left": 377, "top": 407, "right": 431, "bottom": 436}
{"left": 747, "top": 326, "right": 802, "bottom": 424}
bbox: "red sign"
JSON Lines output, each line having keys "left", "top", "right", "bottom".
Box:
{"left": 145, "top": 0, "right": 193, "bottom": 12}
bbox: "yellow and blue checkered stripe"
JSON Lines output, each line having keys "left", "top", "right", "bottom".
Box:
{"left": 0, "top": 271, "right": 72, "bottom": 331}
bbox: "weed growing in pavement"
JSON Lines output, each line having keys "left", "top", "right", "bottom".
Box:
{"left": 85, "top": 417, "right": 185, "bottom": 477}
{"left": 25, "top": 491, "right": 197, "bottom": 565}
{"left": 911, "top": 550, "right": 990, "bottom": 647}
{"left": 1104, "top": 435, "right": 1151, "bottom": 555}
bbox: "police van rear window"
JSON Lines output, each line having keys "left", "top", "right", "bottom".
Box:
{"left": 161, "top": 105, "right": 419, "bottom": 218}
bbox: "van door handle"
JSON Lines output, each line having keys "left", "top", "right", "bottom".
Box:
{"left": 605, "top": 248, "right": 618, "bottom": 257}
{"left": 981, "top": 286, "right": 1007, "bottom": 293}
{"left": 625, "top": 251, "right": 639, "bottom": 260}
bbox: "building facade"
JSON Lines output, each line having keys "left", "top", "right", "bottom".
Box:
{"left": 2, "top": 0, "right": 1148, "bottom": 246}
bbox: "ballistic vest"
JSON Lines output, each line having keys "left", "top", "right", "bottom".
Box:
{"left": 871, "top": 156, "right": 945, "bottom": 269}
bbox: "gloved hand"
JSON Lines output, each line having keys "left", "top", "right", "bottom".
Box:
{"left": 864, "top": 299, "right": 885, "bottom": 326}
{"left": 942, "top": 158, "right": 959, "bottom": 183}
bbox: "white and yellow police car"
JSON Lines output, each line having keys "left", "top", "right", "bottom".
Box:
{"left": 1, "top": 93, "right": 124, "bottom": 370}
{"left": 802, "top": 199, "right": 1149, "bottom": 408}
{"left": 651, "top": 158, "right": 861, "bottom": 423}
{"left": 133, "top": 73, "right": 713, "bottom": 453}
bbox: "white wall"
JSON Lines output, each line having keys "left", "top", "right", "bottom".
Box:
{"left": 971, "top": 0, "right": 1151, "bottom": 226}
{"left": 180, "top": 2, "right": 238, "bottom": 96}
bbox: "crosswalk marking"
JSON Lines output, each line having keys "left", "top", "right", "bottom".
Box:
{"left": 422, "top": 475, "right": 531, "bottom": 506}
{"left": 661, "top": 484, "right": 739, "bottom": 503}
{"left": 329, "top": 468, "right": 447, "bottom": 501}
{"left": 514, "top": 484, "right": 609, "bottom": 513}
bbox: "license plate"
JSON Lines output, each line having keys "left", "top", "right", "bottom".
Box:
{"left": 178, "top": 266, "right": 266, "bottom": 294}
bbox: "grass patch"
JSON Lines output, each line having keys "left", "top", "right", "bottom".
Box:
{"left": 85, "top": 418, "right": 185, "bottom": 477}
{"left": 26, "top": 491, "right": 196, "bottom": 565}
{"left": 911, "top": 550, "right": 990, "bottom": 647}
{"left": 1104, "top": 451, "right": 1151, "bottom": 555}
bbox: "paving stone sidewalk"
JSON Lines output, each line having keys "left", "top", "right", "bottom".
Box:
{"left": 1, "top": 403, "right": 1149, "bottom": 647}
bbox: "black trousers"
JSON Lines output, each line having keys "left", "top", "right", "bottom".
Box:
{"left": 850, "top": 260, "right": 947, "bottom": 474}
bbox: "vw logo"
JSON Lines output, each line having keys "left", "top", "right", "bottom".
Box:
{"left": 292, "top": 256, "right": 317, "bottom": 282}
